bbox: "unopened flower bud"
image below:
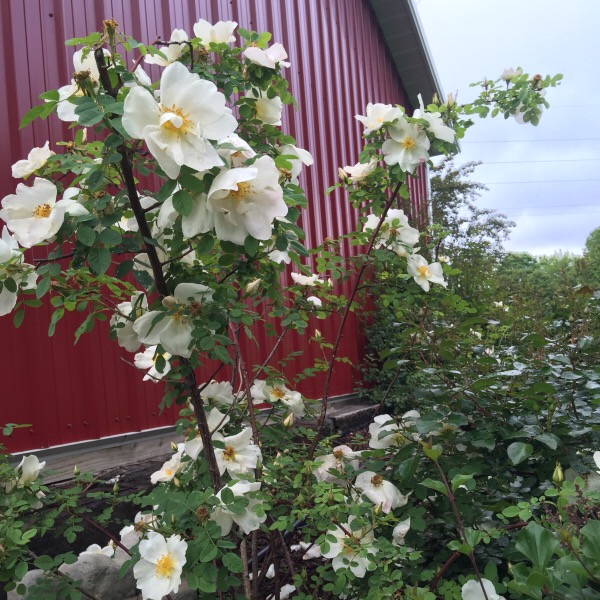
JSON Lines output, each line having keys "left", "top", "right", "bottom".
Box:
{"left": 195, "top": 506, "right": 210, "bottom": 523}
{"left": 162, "top": 296, "right": 178, "bottom": 309}
{"left": 445, "top": 92, "right": 455, "bottom": 107}
{"left": 338, "top": 167, "right": 349, "bottom": 182}
{"left": 242, "top": 65, "right": 249, "bottom": 80}
{"left": 314, "top": 329, "right": 322, "bottom": 339}
{"left": 170, "top": 441, "right": 179, "bottom": 452}
{"left": 173, "top": 477, "right": 181, "bottom": 488}
{"left": 73, "top": 465, "right": 80, "bottom": 476}
{"left": 501, "top": 67, "right": 522, "bottom": 82}
{"left": 112, "top": 481, "right": 119, "bottom": 494}
{"left": 245, "top": 278, "right": 261, "bottom": 294}
{"left": 552, "top": 462, "right": 564, "bottom": 487}
{"left": 374, "top": 503, "right": 383, "bottom": 516}
{"left": 431, "top": 92, "right": 439, "bottom": 105}
{"left": 283, "top": 413, "right": 294, "bottom": 428}
{"left": 103, "top": 18, "right": 119, "bottom": 35}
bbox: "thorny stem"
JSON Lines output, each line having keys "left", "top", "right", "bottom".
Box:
{"left": 94, "top": 48, "right": 223, "bottom": 493}
{"left": 75, "top": 511, "right": 131, "bottom": 556}
{"left": 433, "top": 459, "right": 490, "bottom": 600}
{"left": 307, "top": 181, "right": 403, "bottom": 460}
{"left": 240, "top": 538, "right": 252, "bottom": 600}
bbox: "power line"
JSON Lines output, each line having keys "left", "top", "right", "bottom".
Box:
{"left": 489, "top": 203, "right": 600, "bottom": 210}
{"left": 477, "top": 158, "right": 600, "bottom": 165}
{"left": 480, "top": 178, "right": 600, "bottom": 185}
{"left": 491, "top": 210, "right": 600, "bottom": 217}
{"left": 462, "top": 138, "right": 600, "bottom": 144}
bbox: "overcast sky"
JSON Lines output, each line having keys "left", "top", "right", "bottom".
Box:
{"left": 415, "top": 0, "right": 600, "bottom": 256}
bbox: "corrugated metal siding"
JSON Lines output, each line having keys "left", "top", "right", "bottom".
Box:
{"left": 0, "top": 0, "right": 427, "bottom": 452}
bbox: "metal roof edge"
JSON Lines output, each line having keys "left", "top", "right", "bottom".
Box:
{"left": 368, "top": 0, "right": 445, "bottom": 111}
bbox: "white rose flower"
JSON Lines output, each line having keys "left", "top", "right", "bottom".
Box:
{"left": 12, "top": 142, "right": 54, "bottom": 179}
{"left": 251, "top": 380, "right": 305, "bottom": 417}
{"left": 193, "top": 19, "right": 237, "bottom": 48}
{"left": 184, "top": 407, "right": 230, "bottom": 460}
{"left": 122, "top": 61, "right": 237, "bottom": 179}
{"left": 306, "top": 296, "right": 322, "bottom": 308}
{"left": 211, "top": 480, "right": 267, "bottom": 535}
{"left": 342, "top": 158, "right": 377, "bottom": 183}
{"left": 0, "top": 227, "right": 36, "bottom": 317}
{"left": 413, "top": 94, "right": 455, "bottom": 144}
{"left": 245, "top": 89, "right": 283, "bottom": 126}
{"left": 244, "top": 43, "right": 290, "bottom": 69}
{"left": 150, "top": 444, "right": 184, "bottom": 484}
{"left": 313, "top": 445, "right": 360, "bottom": 483}
{"left": 199, "top": 380, "right": 236, "bottom": 406}
{"left": 144, "top": 29, "right": 188, "bottom": 67}
{"left": 111, "top": 292, "right": 148, "bottom": 352}
{"left": 279, "top": 144, "right": 313, "bottom": 184}
{"left": 218, "top": 132, "right": 256, "bottom": 168}
{"left": 321, "top": 517, "right": 377, "bottom": 578}
{"left": 206, "top": 155, "right": 287, "bottom": 245}
{"left": 355, "top": 102, "right": 403, "bottom": 135}
{"left": 368, "top": 412, "right": 420, "bottom": 449}
{"left": 291, "top": 272, "right": 323, "bottom": 286}
{"left": 133, "top": 532, "right": 187, "bottom": 600}
{"left": 214, "top": 427, "right": 262, "bottom": 476}
{"left": 354, "top": 471, "right": 408, "bottom": 513}
{"left": 382, "top": 117, "right": 430, "bottom": 174}
{"left": 56, "top": 48, "right": 111, "bottom": 122}
{"left": 268, "top": 247, "right": 291, "bottom": 264}
{"left": 80, "top": 543, "right": 115, "bottom": 558}
{"left": 462, "top": 579, "right": 505, "bottom": 600}
{"left": 407, "top": 254, "right": 447, "bottom": 292}
{"left": 134, "top": 345, "right": 172, "bottom": 382}
{"left": 0, "top": 178, "right": 88, "bottom": 248}
{"left": 133, "top": 283, "right": 214, "bottom": 358}
{"left": 363, "top": 208, "right": 420, "bottom": 255}
{"left": 500, "top": 67, "right": 522, "bottom": 82}
{"left": 392, "top": 517, "right": 411, "bottom": 545}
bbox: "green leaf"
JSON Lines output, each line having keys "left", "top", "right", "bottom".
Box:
{"left": 581, "top": 520, "right": 600, "bottom": 561}
{"left": 172, "top": 189, "right": 194, "bottom": 217}
{"left": 35, "top": 276, "right": 52, "bottom": 299}
{"left": 507, "top": 442, "right": 533, "bottom": 465}
{"left": 13, "top": 310, "right": 25, "bottom": 329}
{"left": 244, "top": 236, "right": 259, "bottom": 257}
{"left": 222, "top": 552, "right": 244, "bottom": 573}
{"left": 196, "top": 234, "right": 214, "bottom": 256}
{"left": 77, "top": 107, "right": 104, "bottom": 127}
{"left": 115, "top": 260, "right": 134, "bottom": 278}
{"left": 515, "top": 522, "right": 559, "bottom": 569}
{"left": 420, "top": 478, "right": 448, "bottom": 496}
{"left": 19, "top": 104, "right": 47, "bottom": 129}
{"left": 88, "top": 247, "right": 112, "bottom": 275}
{"left": 178, "top": 174, "right": 205, "bottom": 194}
{"left": 98, "top": 228, "right": 122, "bottom": 247}
{"left": 77, "top": 226, "right": 97, "bottom": 247}
{"left": 451, "top": 473, "right": 474, "bottom": 492}
{"left": 534, "top": 433, "right": 559, "bottom": 450}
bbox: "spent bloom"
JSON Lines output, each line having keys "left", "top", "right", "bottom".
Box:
{"left": 355, "top": 102, "right": 403, "bottom": 135}
{"left": 122, "top": 61, "right": 237, "bottom": 179}
{"left": 133, "top": 532, "right": 187, "bottom": 600}
{"left": 193, "top": 19, "right": 237, "bottom": 48}
{"left": 111, "top": 292, "right": 148, "bottom": 352}
{"left": 0, "top": 178, "right": 88, "bottom": 248}
{"left": 407, "top": 254, "right": 447, "bottom": 292}
{"left": 244, "top": 42, "right": 290, "bottom": 69}
{"left": 251, "top": 380, "right": 305, "bottom": 417}
{"left": 12, "top": 142, "right": 54, "bottom": 179}
{"left": 279, "top": 144, "right": 313, "bottom": 184}
{"left": 80, "top": 544, "right": 115, "bottom": 558}
{"left": 392, "top": 517, "right": 411, "bottom": 546}
{"left": 144, "top": 29, "right": 188, "bottom": 66}
{"left": 354, "top": 471, "right": 408, "bottom": 514}
{"left": 291, "top": 272, "right": 324, "bottom": 286}
{"left": 501, "top": 67, "right": 523, "bottom": 82}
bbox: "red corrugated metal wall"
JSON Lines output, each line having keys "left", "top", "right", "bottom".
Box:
{"left": 0, "top": 0, "right": 427, "bottom": 452}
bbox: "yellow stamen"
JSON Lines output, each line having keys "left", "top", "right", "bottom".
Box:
{"left": 223, "top": 446, "right": 236, "bottom": 461}
{"left": 33, "top": 204, "right": 52, "bottom": 219}
{"left": 160, "top": 104, "right": 193, "bottom": 134}
{"left": 417, "top": 265, "right": 430, "bottom": 278}
{"left": 155, "top": 553, "right": 176, "bottom": 578}
{"left": 270, "top": 387, "right": 286, "bottom": 400}
{"left": 401, "top": 136, "right": 417, "bottom": 150}
{"left": 229, "top": 181, "right": 252, "bottom": 201}
{"left": 371, "top": 474, "right": 384, "bottom": 487}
